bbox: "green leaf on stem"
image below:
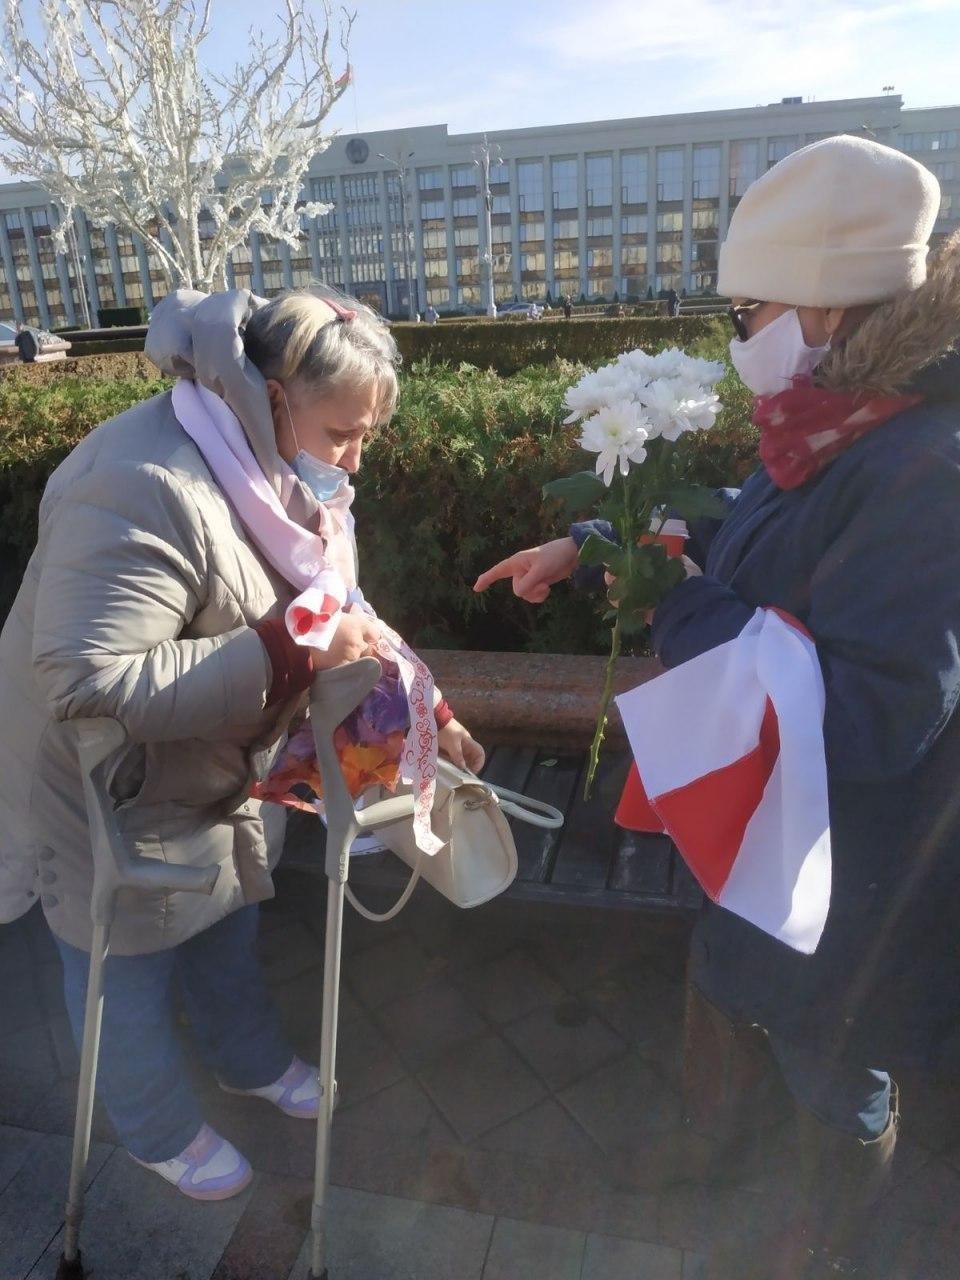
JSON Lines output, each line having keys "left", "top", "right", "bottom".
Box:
{"left": 662, "top": 485, "right": 730, "bottom": 520}
{"left": 542, "top": 470, "right": 607, "bottom": 512}
{"left": 577, "top": 531, "right": 627, "bottom": 573}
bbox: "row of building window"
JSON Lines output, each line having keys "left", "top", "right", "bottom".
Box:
{"left": 4, "top": 127, "right": 958, "bottom": 323}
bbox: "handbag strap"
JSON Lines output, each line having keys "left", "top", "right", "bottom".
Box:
{"left": 345, "top": 846, "right": 424, "bottom": 923}
{"left": 342, "top": 774, "right": 563, "bottom": 923}
{"left": 483, "top": 782, "right": 564, "bottom": 829}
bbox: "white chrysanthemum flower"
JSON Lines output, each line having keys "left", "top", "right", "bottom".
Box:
{"left": 637, "top": 379, "right": 721, "bottom": 440}
{"left": 680, "top": 355, "right": 726, "bottom": 388}
{"left": 563, "top": 364, "right": 631, "bottom": 423}
{"left": 635, "top": 378, "right": 685, "bottom": 439}
{"left": 647, "top": 346, "right": 687, "bottom": 378}
{"left": 678, "top": 392, "right": 722, "bottom": 433}
{"left": 578, "top": 403, "right": 650, "bottom": 485}
{"left": 615, "top": 348, "right": 657, "bottom": 379}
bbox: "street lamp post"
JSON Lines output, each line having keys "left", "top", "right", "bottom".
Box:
{"left": 378, "top": 151, "right": 416, "bottom": 321}
{"left": 472, "top": 134, "right": 500, "bottom": 319}
{"left": 53, "top": 210, "right": 94, "bottom": 329}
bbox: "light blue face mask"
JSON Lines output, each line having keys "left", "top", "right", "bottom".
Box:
{"left": 281, "top": 387, "right": 350, "bottom": 503}
{"left": 292, "top": 450, "right": 349, "bottom": 503}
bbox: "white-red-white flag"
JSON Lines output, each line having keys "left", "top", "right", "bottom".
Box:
{"left": 615, "top": 609, "right": 831, "bottom": 954}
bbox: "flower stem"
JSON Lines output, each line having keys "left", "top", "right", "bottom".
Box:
{"left": 584, "top": 611, "right": 622, "bottom": 800}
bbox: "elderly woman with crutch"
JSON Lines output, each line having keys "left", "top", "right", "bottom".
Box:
{"left": 0, "top": 282, "right": 483, "bottom": 1234}
{"left": 477, "top": 136, "right": 960, "bottom": 1279}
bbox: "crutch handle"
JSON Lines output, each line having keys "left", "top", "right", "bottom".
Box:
{"left": 72, "top": 718, "right": 221, "bottom": 926}
{"left": 308, "top": 659, "right": 384, "bottom": 880}
{"left": 355, "top": 794, "right": 416, "bottom": 831}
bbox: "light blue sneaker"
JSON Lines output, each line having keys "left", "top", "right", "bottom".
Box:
{"left": 219, "top": 1056, "right": 322, "bottom": 1120}
{"left": 132, "top": 1123, "right": 252, "bottom": 1200}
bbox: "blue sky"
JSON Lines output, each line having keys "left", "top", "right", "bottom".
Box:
{"left": 310, "top": 0, "right": 960, "bottom": 136}
{"left": 5, "top": 0, "right": 960, "bottom": 178}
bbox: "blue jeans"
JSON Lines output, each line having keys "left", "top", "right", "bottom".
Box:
{"left": 56, "top": 905, "right": 294, "bottom": 1162}
{"left": 766, "top": 1031, "right": 892, "bottom": 1141}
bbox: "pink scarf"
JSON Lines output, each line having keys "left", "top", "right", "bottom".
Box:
{"left": 172, "top": 377, "right": 442, "bottom": 855}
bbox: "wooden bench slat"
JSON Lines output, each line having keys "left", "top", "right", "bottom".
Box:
{"left": 480, "top": 745, "right": 538, "bottom": 790}
{"left": 609, "top": 831, "right": 676, "bottom": 896}
{"left": 549, "top": 751, "right": 631, "bottom": 890}
{"left": 509, "top": 752, "right": 582, "bottom": 884}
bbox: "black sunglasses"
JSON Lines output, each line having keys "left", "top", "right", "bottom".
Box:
{"left": 728, "top": 300, "right": 764, "bottom": 342}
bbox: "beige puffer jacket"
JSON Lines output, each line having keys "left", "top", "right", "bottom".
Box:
{"left": 0, "top": 290, "right": 323, "bottom": 954}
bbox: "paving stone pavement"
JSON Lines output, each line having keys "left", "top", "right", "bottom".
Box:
{"left": 1, "top": 873, "right": 959, "bottom": 1280}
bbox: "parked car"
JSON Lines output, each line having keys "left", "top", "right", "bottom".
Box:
{"left": 497, "top": 302, "right": 542, "bottom": 320}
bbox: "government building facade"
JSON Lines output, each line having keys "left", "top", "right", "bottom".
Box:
{"left": 1, "top": 93, "right": 958, "bottom": 326}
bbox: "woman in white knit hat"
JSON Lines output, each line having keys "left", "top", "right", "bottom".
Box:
{"left": 477, "top": 135, "right": 960, "bottom": 1278}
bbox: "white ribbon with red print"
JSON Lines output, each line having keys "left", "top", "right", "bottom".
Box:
{"left": 292, "top": 583, "right": 443, "bottom": 857}
{"left": 370, "top": 617, "right": 443, "bottom": 857}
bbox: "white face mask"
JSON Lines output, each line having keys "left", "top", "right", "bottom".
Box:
{"left": 280, "top": 387, "right": 351, "bottom": 504}
{"left": 728, "top": 308, "right": 830, "bottom": 397}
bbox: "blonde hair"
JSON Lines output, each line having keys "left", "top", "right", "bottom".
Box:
{"left": 243, "top": 286, "right": 400, "bottom": 423}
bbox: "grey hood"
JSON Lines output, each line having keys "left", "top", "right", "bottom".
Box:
{"left": 145, "top": 288, "right": 315, "bottom": 522}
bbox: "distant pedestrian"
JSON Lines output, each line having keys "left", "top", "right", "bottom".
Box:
{"left": 666, "top": 288, "right": 681, "bottom": 317}
{"left": 562, "top": 295, "right": 572, "bottom": 320}
{"left": 424, "top": 304, "right": 439, "bottom": 325}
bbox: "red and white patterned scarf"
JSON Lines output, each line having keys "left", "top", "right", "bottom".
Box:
{"left": 753, "top": 379, "right": 923, "bottom": 490}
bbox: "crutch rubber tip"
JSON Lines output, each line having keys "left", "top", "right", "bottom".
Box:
{"left": 56, "top": 1253, "right": 86, "bottom": 1280}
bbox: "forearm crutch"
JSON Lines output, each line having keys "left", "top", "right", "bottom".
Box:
{"left": 57, "top": 719, "right": 221, "bottom": 1280}
{"left": 305, "top": 659, "right": 417, "bottom": 1280}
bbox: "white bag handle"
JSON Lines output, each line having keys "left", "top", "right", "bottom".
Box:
{"left": 484, "top": 782, "right": 564, "bottom": 830}
{"left": 343, "top": 772, "right": 563, "bottom": 923}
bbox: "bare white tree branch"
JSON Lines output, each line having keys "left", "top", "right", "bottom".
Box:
{"left": 0, "top": 0, "right": 354, "bottom": 292}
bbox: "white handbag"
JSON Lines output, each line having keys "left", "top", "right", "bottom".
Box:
{"left": 344, "top": 757, "right": 564, "bottom": 922}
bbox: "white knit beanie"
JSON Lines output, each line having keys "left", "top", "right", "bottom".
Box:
{"left": 718, "top": 135, "right": 941, "bottom": 307}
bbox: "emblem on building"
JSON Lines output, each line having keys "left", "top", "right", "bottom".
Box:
{"left": 346, "top": 138, "right": 369, "bottom": 165}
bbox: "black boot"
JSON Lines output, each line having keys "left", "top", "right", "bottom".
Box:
{"left": 795, "top": 1081, "right": 899, "bottom": 1277}
{"left": 706, "top": 1083, "right": 899, "bottom": 1280}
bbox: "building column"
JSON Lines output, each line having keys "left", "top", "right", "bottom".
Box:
{"left": 336, "top": 177, "right": 352, "bottom": 293}
{"left": 578, "top": 152, "right": 589, "bottom": 300}
{"left": 719, "top": 139, "right": 732, "bottom": 241}
{"left": 134, "top": 234, "right": 155, "bottom": 309}
{"left": 545, "top": 157, "right": 556, "bottom": 301}
{"left": 612, "top": 150, "right": 623, "bottom": 299}
{"left": 307, "top": 217, "right": 323, "bottom": 286}
{"left": 21, "top": 207, "right": 51, "bottom": 329}
{"left": 442, "top": 166, "right": 456, "bottom": 309}
{"left": 0, "top": 218, "right": 25, "bottom": 324}
{"left": 75, "top": 215, "right": 102, "bottom": 320}
{"left": 280, "top": 240, "right": 294, "bottom": 289}
{"left": 412, "top": 193, "right": 427, "bottom": 316}
{"left": 249, "top": 229, "right": 265, "bottom": 294}
{"left": 648, "top": 151, "right": 659, "bottom": 296}
{"left": 509, "top": 157, "right": 522, "bottom": 302}
{"left": 105, "top": 224, "right": 126, "bottom": 306}
{"left": 50, "top": 209, "right": 78, "bottom": 326}
{"left": 379, "top": 174, "right": 396, "bottom": 314}
{"left": 682, "top": 143, "right": 694, "bottom": 294}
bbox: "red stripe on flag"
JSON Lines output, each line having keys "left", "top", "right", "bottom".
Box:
{"left": 615, "top": 763, "right": 665, "bottom": 832}
{"left": 617, "top": 698, "right": 781, "bottom": 900}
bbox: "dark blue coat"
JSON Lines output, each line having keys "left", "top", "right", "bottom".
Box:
{"left": 650, "top": 356, "right": 960, "bottom": 1067}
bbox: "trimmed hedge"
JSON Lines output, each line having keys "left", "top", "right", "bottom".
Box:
{"left": 9, "top": 314, "right": 730, "bottom": 378}
{"left": 98, "top": 305, "right": 148, "bottom": 328}
{"left": 391, "top": 315, "right": 727, "bottom": 376}
{"left": 0, "top": 339, "right": 759, "bottom": 653}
